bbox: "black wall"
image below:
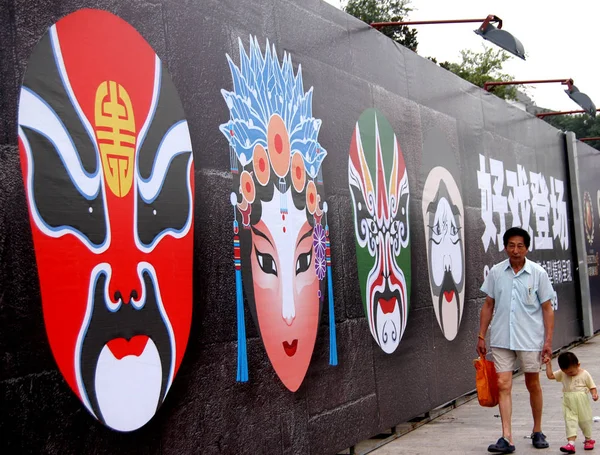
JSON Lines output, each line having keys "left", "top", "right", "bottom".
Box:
{"left": 0, "top": 0, "right": 584, "bottom": 453}
{"left": 574, "top": 141, "right": 600, "bottom": 332}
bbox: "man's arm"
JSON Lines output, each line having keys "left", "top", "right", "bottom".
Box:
{"left": 541, "top": 300, "right": 554, "bottom": 362}
{"left": 477, "top": 296, "right": 495, "bottom": 358}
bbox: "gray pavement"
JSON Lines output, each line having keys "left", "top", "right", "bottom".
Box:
{"left": 369, "top": 335, "right": 600, "bottom": 455}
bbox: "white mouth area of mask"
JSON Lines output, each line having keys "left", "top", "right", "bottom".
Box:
{"left": 95, "top": 338, "right": 162, "bottom": 432}
{"left": 437, "top": 291, "right": 461, "bottom": 342}
{"left": 376, "top": 303, "right": 401, "bottom": 354}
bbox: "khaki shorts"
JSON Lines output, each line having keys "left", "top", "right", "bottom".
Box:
{"left": 492, "top": 347, "right": 542, "bottom": 373}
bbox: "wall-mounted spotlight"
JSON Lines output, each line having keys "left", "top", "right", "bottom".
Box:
{"left": 370, "top": 15, "right": 525, "bottom": 60}
{"left": 566, "top": 83, "right": 597, "bottom": 118}
{"left": 484, "top": 79, "right": 597, "bottom": 117}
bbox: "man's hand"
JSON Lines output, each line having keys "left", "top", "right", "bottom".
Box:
{"left": 542, "top": 342, "right": 552, "bottom": 365}
{"left": 477, "top": 338, "right": 487, "bottom": 358}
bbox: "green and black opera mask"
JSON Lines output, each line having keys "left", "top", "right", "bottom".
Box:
{"left": 348, "top": 109, "right": 411, "bottom": 354}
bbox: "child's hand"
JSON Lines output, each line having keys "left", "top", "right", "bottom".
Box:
{"left": 542, "top": 355, "right": 550, "bottom": 364}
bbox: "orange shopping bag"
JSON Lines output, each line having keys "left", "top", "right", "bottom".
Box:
{"left": 473, "top": 356, "right": 499, "bottom": 407}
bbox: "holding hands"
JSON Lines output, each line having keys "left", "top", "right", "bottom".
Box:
{"left": 543, "top": 355, "right": 555, "bottom": 380}
{"left": 542, "top": 342, "right": 553, "bottom": 366}
{"left": 542, "top": 354, "right": 551, "bottom": 365}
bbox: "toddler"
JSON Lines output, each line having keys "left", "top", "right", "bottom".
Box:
{"left": 545, "top": 352, "right": 598, "bottom": 453}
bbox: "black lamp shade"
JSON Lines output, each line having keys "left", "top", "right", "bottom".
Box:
{"left": 566, "top": 85, "right": 597, "bottom": 117}
{"left": 474, "top": 23, "right": 525, "bottom": 60}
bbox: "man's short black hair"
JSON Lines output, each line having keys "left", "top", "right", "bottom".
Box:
{"left": 503, "top": 227, "right": 531, "bottom": 249}
{"left": 557, "top": 351, "right": 579, "bottom": 370}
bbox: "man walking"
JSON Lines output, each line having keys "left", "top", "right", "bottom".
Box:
{"left": 478, "top": 227, "right": 555, "bottom": 453}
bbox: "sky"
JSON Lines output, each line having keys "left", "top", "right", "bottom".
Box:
{"left": 323, "top": 0, "right": 600, "bottom": 112}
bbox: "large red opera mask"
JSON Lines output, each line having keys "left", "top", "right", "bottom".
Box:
{"left": 17, "top": 9, "right": 194, "bottom": 431}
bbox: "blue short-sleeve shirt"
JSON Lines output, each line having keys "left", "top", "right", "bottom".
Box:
{"left": 481, "top": 258, "right": 555, "bottom": 351}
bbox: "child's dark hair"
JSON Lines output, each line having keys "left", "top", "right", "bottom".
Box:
{"left": 558, "top": 351, "right": 579, "bottom": 370}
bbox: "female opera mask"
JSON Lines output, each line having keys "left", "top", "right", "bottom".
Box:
{"left": 220, "top": 36, "right": 337, "bottom": 392}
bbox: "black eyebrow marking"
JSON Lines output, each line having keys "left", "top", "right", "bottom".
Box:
{"left": 251, "top": 225, "right": 274, "bottom": 248}
{"left": 296, "top": 228, "right": 314, "bottom": 248}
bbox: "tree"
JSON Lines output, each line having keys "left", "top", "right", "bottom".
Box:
{"left": 344, "top": 0, "right": 418, "bottom": 52}
{"left": 436, "top": 46, "right": 518, "bottom": 101}
{"left": 543, "top": 114, "right": 600, "bottom": 151}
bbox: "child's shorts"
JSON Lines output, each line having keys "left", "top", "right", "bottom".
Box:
{"left": 563, "top": 391, "right": 593, "bottom": 438}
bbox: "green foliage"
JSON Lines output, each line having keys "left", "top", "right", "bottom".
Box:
{"left": 343, "top": 0, "right": 418, "bottom": 52}
{"left": 437, "top": 46, "right": 517, "bottom": 100}
{"left": 543, "top": 114, "right": 600, "bottom": 151}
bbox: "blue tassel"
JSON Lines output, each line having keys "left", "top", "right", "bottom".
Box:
{"left": 235, "top": 268, "right": 248, "bottom": 382}
{"left": 327, "top": 265, "right": 338, "bottom": 366}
